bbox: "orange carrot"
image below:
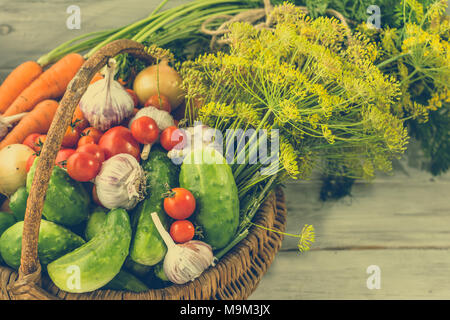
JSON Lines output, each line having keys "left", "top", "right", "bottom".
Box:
{"left": 3, "top": 53, "right": 84, "bottom": 117}
{"left": 0, "top": 61, "right": 43, "bottom": 113}
{"left": 0, "top": 100, "right": 59, "bottom": 150}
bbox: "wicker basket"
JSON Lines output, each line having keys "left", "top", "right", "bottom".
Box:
{"left": 0, "top": 40, "right": 287, "bottom": 300}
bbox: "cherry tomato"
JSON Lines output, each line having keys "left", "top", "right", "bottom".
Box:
{"left": 81, "top": 127, "right": 103, "bottom": 144}
{"left": 76, "top": 144, "right": 105, "bottom": 163}
{"left": 98, "top": 126, "right": 140, "bottom": 161}
{"left": 26, "top": 154, "right": 37, "bottom": 173}
{"left": 23, "top": 133, "right": 41, "bottom": 151}
{"left": 34, "top": 135, "right": 47, "bottom": 153}
{"left": 62, "top": 126, "right": 80, "bottom": 148}
{"left": 130, "top": 116, "right": 159, "bottom": 144}
{"left": 77, "top": 135, "right": 95, "bottom": 148}
{"left": 169, "top": 220, "right": 195, "bottom": 243}
{"left": 160, "top": 126, "right": 185, "bottom": 151}
{"left": 92, "top": 185, "right": 103, "bottom": 207}
{"left": 55, "top": 149, "right": 76, "bottom": 168}
{"left": 126, "top": 89, "right": 139, "bottom": 108}
{"left": 163, "top": 188, "right": 196, "bottom": 220}
{"left": 72, "top": 105, "right": 89, "bottom": 132}
{"left": 145, "top": 94, "right": 172, "bottom": 113}
{"left": 67, "top": 152, "right": 101, "bottom": 182}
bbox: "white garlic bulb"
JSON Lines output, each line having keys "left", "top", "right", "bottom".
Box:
{"left": 80, "top": 59, "right": 134, "bottom": 131}
{"left": 94, "top": 153, "right": 146, "bottom": 210}
{"left": 151, "top": 212, "right": 215, "bottom": 285}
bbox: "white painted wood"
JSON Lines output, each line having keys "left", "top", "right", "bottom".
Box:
{"left": 249, "top": 249, "right": 450, "bottom": 300}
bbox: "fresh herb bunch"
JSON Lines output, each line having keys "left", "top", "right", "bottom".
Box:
{"left": 180, "top": 4, "right": 409, "bottom": 248}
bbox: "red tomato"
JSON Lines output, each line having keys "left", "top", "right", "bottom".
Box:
{"left": 130, "top": 116, "right": 159, "bottom": 144}
{"left": 23, "top": 133, "right": 41, "bottom": 151}
{"left": 34, "top": 135, "right": 47, "bottom": 153}
{"left": 98, "top": 126, "right": 140, "bottom": 161}
{"left": 169, "top": 220, "right": 195, "bottom": 243}
{"left": 145, "top": 94, "right": 172, "bottom": 113}
{"left": 92, "top": 185, "right": 103, "bottom": 207}
{"left": 77, "top": 135, "right": 95, "bottom": 148}
{"left": 55, "top": 149, "right": 76, "bottom": 168}
{"left": 76, "top": 144, "right": 105, "bottom": 163}
{"left": 26, "top": 154, "right": 37, "bottom": 173}
{"left": 163, "top": 188, "right": 196, "bottom": 220}
{"left": 67, "top": 152, "right": 101, "bottom": 182}
{"left": 62, "top": 126, "right": 81, "bottom": 148}
{"left": 160, "top": 126, "right": 185, "bottom": 151}
{"left": 81, "top": 127, "right": 103, "bottom": 144}
{"left": 126, "top": 89, "right": 139, "bottom": 108}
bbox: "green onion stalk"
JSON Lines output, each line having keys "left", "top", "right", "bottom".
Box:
{"left": 36, "top": 0, "right": 260, "bottom": 67}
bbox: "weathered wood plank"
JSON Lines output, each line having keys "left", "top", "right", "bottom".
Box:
{"left": 280, "top": 171, "right": 450, "bottom": 251}
{"left": 250, "top": 249, "right": 450, "bottom": 300}
{"left": 0, "top": 0, "right": 188, "bottom": 73}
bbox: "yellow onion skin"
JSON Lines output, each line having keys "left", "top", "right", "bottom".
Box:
{"left": 133, "top": 60, "right": 185, "bottom": 110}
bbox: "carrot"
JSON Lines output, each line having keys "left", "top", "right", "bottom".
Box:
{"left": 0, "top": 61, "right": 43, "bottom": 113}
{"left": 3, "top": 53, "right": 84, "bottom": 117}
{"left": 0, "top": 100, "right": 59, "bottom": 150}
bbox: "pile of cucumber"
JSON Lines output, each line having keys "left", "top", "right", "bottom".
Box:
{"left": 0, "top": 147, "right": 240, "bottom": 293}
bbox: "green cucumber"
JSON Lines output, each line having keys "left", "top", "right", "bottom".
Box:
{"left": 154, "top": 261, "right": 169, "bottom": 282}
{"left": 27, "top": 160, "right": 90, "bottom": 227}
{"left": 0, "top": 212, "right": 16, "bottom": 264}
{"left": 84, "top": 206, "right": 108, "bottom": 241}
{"left": 179, "top": 147, "right": 239, "bottom": 250}
{"left": 9, "top": 186, "right": 28, "bottom": 221}
{"left": 103, "top": 270, "right": 149, "bottom": 293}
{"left": 0, "top": 220, "right": 85, "bottom": 270}
{"left": 47, "top": 208, "right": 131, "bottom": 293}
{"left": 129, "top": 148, "right": 179, "bottom": 266}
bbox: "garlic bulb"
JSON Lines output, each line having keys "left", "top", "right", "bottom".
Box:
{"left": 80, "top": 59, "right": 134, "bottom": 131}
{"left": 128, "top": 106, "right": 175, "bottom": 160}
{"left": 94, "top": 153, "right": 146, "bottom": 210}
{"left": 151, "top": 212, "right": 215, "bottom": 285}
{"left": 0, "top": 113, "right": 28, "bottom": 139}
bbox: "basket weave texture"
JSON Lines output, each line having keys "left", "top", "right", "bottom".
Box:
{"left": 0, "top": 40, "right": 287, "bottom": 300}
{"left": 0, "top": 189, "right": 286, "bottom": 300}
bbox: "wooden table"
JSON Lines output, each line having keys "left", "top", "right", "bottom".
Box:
{"left": 1, "top": 0, "right": 449, "bottom": 300}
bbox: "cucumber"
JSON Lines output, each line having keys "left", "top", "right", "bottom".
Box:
{"left": 129, "top": 148, "right": 179, "bottom": 266}
{"left": 0, "top": 220, "right": 85, "bottom": 270}
{"left": 47, "top": 208, "right": 131, "bottom": 293}
{"left": 103, "top": 270, "right": 149, "bottom": 293}
{"left": 0, "top": 212, "right": 16, "bottom": 265}
{"left": 154, "top": 261, "right": 169, "bottom": 282}
{"left": 84, "top": 206, "right": 108, "bottom": 241}
{"left": 27, "top": 160, "right": 90, "bottom": 227}
{"left": 179, "top": 147, "right": 239, "bottom": 250}
{"left": 9, "top": 186, "right": 28, "bottom": 221}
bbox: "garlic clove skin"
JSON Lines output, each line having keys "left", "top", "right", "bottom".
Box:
{"left": 163, "top": 240, "right": 215, "bottom": 285}
{"left": 95, "top": 153, "right": 146, "bottom": 210}
{"left": 150, "top": 212, "right": 215, "bottom": 285}
{"left": 80, "top": 59, "right": 134, "bottom": 131}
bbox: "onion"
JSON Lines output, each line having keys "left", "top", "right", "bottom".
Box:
{"left": 133, "top": 60, "right": 185, "bottom": 110}
{"left": 0, "top": 144, "right": 34, "bottom": 196}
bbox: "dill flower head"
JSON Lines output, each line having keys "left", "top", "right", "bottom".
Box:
{"left": 181, "top": 4, "right": 408, "bottom": 182}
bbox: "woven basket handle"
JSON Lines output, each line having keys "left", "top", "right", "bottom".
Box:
{"left": 19, "top": 39, "right": 162, "bottom": 278}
